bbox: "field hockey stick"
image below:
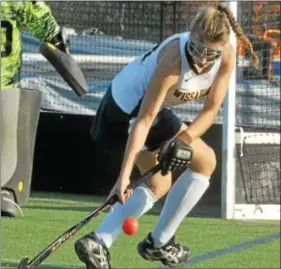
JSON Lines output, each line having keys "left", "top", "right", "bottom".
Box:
{"left": 18, "top": 163, "right": 161, "bottom": 269}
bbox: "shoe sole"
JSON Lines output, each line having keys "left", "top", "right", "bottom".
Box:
{"left": 75, "top": 240, "right": 103, "bottom": 269}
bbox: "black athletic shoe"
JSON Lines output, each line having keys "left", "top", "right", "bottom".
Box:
{"left": 137, "top": 233, "right": 190, "bottom": 267}
{"left": 75, "top": 232, "right": 111, "bottom": 269}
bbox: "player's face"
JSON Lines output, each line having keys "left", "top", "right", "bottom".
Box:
{"left": 188, "top": 35, "right": 226, "bottom": 66}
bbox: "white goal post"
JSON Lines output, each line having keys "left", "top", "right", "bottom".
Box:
{"left": 221, "top": 2, "right": 280, "bottom": 220}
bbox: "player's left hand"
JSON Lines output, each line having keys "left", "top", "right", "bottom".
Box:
{"left": 107, "top": 176, "right": 133, "bottom": 210}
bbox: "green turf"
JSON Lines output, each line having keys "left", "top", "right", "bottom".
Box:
{"left": 2, "top": 192, "right": 280, "bottom": 268}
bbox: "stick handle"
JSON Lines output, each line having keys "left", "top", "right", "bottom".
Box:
{"left": 128, "top": 163, "right": 161, "bottom": 189}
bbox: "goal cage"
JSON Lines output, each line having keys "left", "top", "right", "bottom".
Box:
{"left": 222, "top": 2, "right": 280, "bottom": 220}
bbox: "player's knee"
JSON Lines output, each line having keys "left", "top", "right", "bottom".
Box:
{"left": 191, "top": 145, "right": 216, "bottom": 176}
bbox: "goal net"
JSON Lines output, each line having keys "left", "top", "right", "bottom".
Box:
{"left": 235, "top": 132, "right": 280, "bottom": 219}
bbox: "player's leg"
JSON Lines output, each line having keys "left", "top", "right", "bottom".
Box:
{"left": 75, "top": 150, "right": 164, "bottom": 269}
{"left": 89, "top": 108, "right": 194, "bottom": 266}
{"left": 138, "top": 123, "right": 216, "bottom": 267}
{"left": 75, "top": 108, "right": 181, "bottom": 268}
{"left": 82, "top": 112, "right": 180, "bottom": 243}
{"left": 74, "top": 90, "right": 168, "bottom": 268}
{"left": 91, "top": 108, "right": 182, "bottom": 247}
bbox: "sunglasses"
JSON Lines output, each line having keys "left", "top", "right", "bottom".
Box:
{"left": 187, "top": 36, "right": 224, "bottom": 64}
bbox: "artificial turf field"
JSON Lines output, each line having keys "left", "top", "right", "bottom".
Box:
{"left": 2, "top": 192, "right": 280, "bottom": 268}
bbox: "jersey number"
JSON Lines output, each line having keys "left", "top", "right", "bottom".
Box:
{"left": 1, "top": 21, "right": 13, "bottom": 58}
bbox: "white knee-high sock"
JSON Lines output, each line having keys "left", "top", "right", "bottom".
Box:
{"left": 151, "top": 170, "right": 210, "bottom": 247}
{"left": 95, "top": 183, "right": 157, "bottom": 248}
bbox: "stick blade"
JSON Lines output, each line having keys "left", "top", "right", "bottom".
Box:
{"left": 18, "top": 258, "right": 30, "bottom": 269}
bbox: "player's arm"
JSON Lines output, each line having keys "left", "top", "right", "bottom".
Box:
{"left": 177, "top": 44, "right": 235, "bottom": 144}
{"left": 19, "top": 1, "right": 68, "bottom": 52}
{"left": 118, "top": 40, "right": 181, "bottom": 181}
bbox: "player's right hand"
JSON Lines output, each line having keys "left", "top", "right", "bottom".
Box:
{"left": 107, "top": 177, "right": 132, "bottom": 208}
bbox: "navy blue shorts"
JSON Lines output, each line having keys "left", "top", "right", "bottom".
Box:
{"left": 91, "top": 86, "right": 182, "bottom": 155}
